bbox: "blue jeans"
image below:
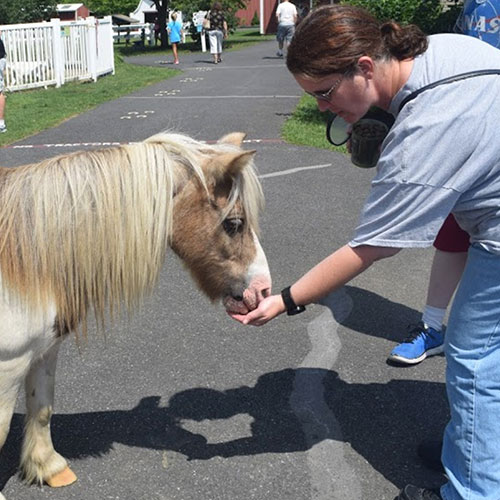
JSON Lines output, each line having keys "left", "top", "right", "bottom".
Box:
{"left": 441, "top": 244, "right": 500, "bottom": 500}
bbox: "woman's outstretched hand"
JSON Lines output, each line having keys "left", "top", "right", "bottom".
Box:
{"left": 229, "top": 294, "right": 285, "bottom": 326}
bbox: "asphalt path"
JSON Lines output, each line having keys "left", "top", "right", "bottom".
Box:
{"left": 0, "top": 40, "right": 448, "bottom": 500}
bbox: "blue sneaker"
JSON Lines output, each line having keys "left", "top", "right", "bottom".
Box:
{"left": 388, "top": 322, "right": 444, "bottom": 365}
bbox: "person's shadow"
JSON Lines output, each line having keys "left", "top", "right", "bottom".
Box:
{"left": 342, "top": 285, "right": 431, "bottom": 343}
{"left": 0, "top": 370, "right": 448, "bottom": 492}
{"left": 0, "top": 286, "right": 447, "bottom": 492}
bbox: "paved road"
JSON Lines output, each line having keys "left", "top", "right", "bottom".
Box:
{"left": 0, "top": 40, "right": 447, "bottom": 500}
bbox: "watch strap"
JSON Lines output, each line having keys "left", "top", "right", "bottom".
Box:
{"left": 281, "top": 286, "right": 306, "bottom": 316}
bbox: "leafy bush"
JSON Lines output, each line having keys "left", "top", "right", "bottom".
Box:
{"left": 340, "top": 0, "right": 464, "bottom": 34}
{"left": 0, "top": 0, "right": 57, "bottom": 24}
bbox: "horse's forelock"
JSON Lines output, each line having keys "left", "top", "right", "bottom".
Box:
{"left": 214, "top": 147, "right": 264, "bottom": 235}
{"left": 147, "top": 133, "right": 264, "bottom": 233}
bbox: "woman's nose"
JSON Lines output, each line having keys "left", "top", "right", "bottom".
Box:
{"left": 317, "top": 98, "right": 331, "bottom": 112}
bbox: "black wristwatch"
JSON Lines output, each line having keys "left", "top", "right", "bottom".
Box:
{"left": 281, "top": 286, "right": 306, "bottom": 316}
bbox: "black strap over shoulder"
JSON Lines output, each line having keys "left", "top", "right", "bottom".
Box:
{"left": 398, "top": 69, "right": 500, "bottom": 113}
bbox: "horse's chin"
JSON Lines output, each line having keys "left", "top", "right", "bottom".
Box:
{"left": 223, "top": 296, "right": 251, "bottom": 315}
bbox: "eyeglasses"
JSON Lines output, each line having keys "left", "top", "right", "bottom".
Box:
{"left": 305, "top": 74, "right": 344, "bottom": 102}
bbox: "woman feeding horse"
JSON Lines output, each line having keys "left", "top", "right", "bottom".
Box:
{"left": 0, "top": 131, "right": 271, "bottom": 495}
{"left": 231, "top": 5, "right": 500, "bottom": 500}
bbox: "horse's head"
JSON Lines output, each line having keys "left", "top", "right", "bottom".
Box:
{"left": 170, "top": 133, "right": 271, "bottom": 314}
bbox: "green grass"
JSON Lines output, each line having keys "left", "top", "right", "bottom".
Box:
{"left": 0, "top": 29, "right": 273, "bottom": 147}
{"left": 281, "top": 94, "right": 347, "bottom": 154}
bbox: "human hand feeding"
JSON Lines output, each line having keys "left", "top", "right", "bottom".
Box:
{"left": 228, "top": 294, "right": 286, "bottom": 326}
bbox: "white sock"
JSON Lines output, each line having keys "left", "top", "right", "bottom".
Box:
{"left": 422, "top": 305, "right": 446, "bottom": 332}
{"left": 0, "top": 120, "right": 4, "bottom": 127}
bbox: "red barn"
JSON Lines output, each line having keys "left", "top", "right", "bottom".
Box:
{"left": 56, "top": 3, "right": 91, "bottom": 21}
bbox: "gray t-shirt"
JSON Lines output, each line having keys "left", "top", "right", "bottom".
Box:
{"left": 349, "top": 34, "right": 500, "bottom": 254}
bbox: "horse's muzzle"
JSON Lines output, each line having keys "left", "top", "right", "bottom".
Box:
{"left": 222, "top": 274, "right": 271, "bottom": 314}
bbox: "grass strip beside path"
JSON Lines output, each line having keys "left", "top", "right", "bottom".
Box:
{"left": 281, "top": 94, "right": 347, "bottom": 154}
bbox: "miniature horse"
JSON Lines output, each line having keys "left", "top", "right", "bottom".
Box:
{"left": 0, "top": 132, "right": 271, "bottom": 497}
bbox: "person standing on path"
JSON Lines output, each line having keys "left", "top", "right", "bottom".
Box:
{"left": 388, "top": 0, "right": 500, "bottom": 369}
{"left": 455, "top": 0, "right": 500, "bottom": 48}
{"left": 167, "top": 12, "right": 183, "bottom": 64}
{"left": 276, "top": 0, "right": 297, "bottom": 58}
{"left": 205, "top": 2, "right": 228, "bottom": 64}
{"left": 387, "top": 214, "right": 469, "bottom": 365}
{"left": 231, "top": 5, "right": 500, "bottom": 500}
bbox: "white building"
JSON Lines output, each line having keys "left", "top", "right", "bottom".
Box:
{"left": 130, "top": 0, "right": 157, "bottom": 24}
{"left": 130, "top": 0, "right": 182, "bottom": 24}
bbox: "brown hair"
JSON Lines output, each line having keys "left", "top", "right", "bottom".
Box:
{"left": 287, "top": 5, "right": 428, "bottom": 78}
{"left": 211, "top": 2, "right": 223, "bottom": 11}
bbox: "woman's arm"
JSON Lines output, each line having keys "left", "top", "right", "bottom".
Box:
{"left": 230, "top": 244, "right": 400, "bottom": 326}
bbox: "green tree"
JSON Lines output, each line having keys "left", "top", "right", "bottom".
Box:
{"left": 150, "top": 0, "right": 169, "bottom": 48}
{"left": 0, "top": 0, "right": 57, "bottom": 24}
{"left": 340, "top": 0, "right": 463, "bottom": 34}
{"left": 83, "top": 0, "right": 139, "bottom": 17}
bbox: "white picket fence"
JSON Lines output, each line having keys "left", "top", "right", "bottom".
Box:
{"left": 0, "top": 16, "right": 115, "bottom": 92}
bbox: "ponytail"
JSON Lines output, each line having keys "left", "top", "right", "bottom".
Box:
{"left": 380, "top": 21, "right": 428, "bottom": 61}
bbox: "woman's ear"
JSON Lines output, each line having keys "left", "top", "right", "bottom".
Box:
{"left": 357, "top": 56, "right": 375, "bottom": 79}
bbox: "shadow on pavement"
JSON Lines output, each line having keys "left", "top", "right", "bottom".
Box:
{"left": 1, "top": 367, "right": 448, "bottom": 492}
{"left": 343, "top": 285, "right": 428, "bottom": 343}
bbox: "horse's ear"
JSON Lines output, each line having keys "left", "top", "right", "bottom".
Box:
{"left": 205, "top": 150, "right": 256, "bottom": 180}
{"left": 217, "top": 132, "right": 246, "bottom": 147}
{"left": 221, "top": 150, "right": 256, "bottom": 177}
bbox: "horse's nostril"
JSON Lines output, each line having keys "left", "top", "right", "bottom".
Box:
{"left": 232, "top": 295, "right": 243, "bottom": 302}
{"left": 262, "top": 288, "right": 271, "bottom": 298}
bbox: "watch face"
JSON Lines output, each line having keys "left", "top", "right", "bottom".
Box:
{"left": 288, "top": 304, "right": 306, "bottom": 315}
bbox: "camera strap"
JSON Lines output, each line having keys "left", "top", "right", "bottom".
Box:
{"left": 398, "top": 69, "right": 500, "bottom": 113}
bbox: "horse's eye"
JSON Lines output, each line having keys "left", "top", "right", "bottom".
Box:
{"left": 222, "top": 217, "right": 244, "bottom": 237}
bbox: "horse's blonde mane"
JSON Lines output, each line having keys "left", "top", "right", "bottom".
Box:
{"left": 0, "top": 132, "right": 263, "bottom": 334}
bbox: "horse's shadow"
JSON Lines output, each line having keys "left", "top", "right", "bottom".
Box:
{"left": 0, "top": 368, "right": 448, "bottom": 491}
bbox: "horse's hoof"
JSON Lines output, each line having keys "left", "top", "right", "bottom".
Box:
{"left": 46, "top": 466, "right": 77, "bottom": 488}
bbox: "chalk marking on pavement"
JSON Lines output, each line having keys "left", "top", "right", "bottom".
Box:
{"left": 290, "top": 289, "right": 361, "bottom": 500}
{"left": 3, "top": 138, "right": 288, "bottom": 150}
{"left": 120, "top": 110, "right": 156, "bottom": 120}
{"left": 259, "top": 163, "right": 333, "bottom": 179}
{"left": 123, "top": 95, "right": 301, "bottom": 99}
{"left": 179, "top": 77, "right": 204, "bottom": 83}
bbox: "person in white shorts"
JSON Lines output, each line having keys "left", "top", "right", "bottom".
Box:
{"left": 276, "top": 0, "right": 297, "bottom": 57}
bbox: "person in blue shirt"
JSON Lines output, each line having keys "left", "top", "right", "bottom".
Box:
{"left": 167, "top": 12, "right": 183, "bottom": 65}
{"left": 455, "top": 0, "right": 500, "bottom": 48}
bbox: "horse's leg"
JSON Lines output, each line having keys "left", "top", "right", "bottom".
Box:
{"left": 0, "top": 375, "right": 22, "bottom": 452}
{"left": 20, "top": 339, "right": 77, "bottom": 487}
{"left": 0, "top": 352, "right": 33, "bottom": 500}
